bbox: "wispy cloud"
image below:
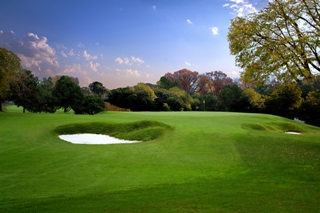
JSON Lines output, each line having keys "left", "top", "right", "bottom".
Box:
{"left": 131, "top": 56, "right": 145, "bottom": 64}
{"left": 63, "top": 64, "right": 92, "bottom": 86}
{"left": 83, "top": 50, "right": 97, "bottom": 61}
{"left": 185, "top": 61, "right": 191, "bottom": 66}
{"left": 68, "top": 49, "right": 75, "bottom": 57}
{"left": 187, "top": 19, "right": 193, "bottom": 24}
{"left": 210, "top": 27, "right": 219, "bottom": 35}
{"left": 152, "top": 5, "right": 156, "bottom": 10}
{"left": 78, "top": 42, "right": 84, "bottom": 48}
{"left": 115, "top": 57, "right": 124, "bottom": 64}
{"left": 61, "top": 51, "right": 68, "bottom": 58}
{"left": 126, "top": 69, "right": 141, "bottom": 77}
{"left": 89, "top": 61, "right": 100, "bottom": 72}
{"left": 115, "top": 56, "right": 145, "bottom": 65}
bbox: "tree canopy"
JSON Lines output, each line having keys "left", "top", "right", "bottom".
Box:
{"left": 228, "top": 0, "right": 320, "bottom": 85}
{"left": 52, "top": 76, "right": 84, "bottom": 112}
{"left": 0, "top": 47, "right": 22, "bottom": 111}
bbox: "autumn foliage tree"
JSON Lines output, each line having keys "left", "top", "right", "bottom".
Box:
{"left": 164, "top": 69, "right": 199, "bottom": 94}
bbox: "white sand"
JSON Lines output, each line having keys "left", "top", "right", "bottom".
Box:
{"left": 285, "top": 132, "right": 301, "bottom": 135}
{"left": 59, "top": 134, "right": 141, "bottom": 145}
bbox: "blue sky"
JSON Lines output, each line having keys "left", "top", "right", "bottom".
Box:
{"left": 0, "top": 0, "right": 268, "bottom": 89}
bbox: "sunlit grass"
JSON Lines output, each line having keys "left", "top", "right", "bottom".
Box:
{"left": 1, "top": 105, "right": 320, "bottom": 212}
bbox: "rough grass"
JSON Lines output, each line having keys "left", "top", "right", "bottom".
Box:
{"left": 54, "top": 120, "right": 174, "bottom": 141}
{"left": 1, "top": 105, "right": 320, "bottom": 212}
{"left": 241, "top": 122, "right": 304, "bottom": 133}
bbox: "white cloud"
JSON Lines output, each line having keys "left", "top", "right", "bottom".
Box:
{"left": 89, "top": 61, "right": 100, "bottom": 72}
{"left": 61, "top": 51, "right": 68, "bottom": 58}
{"left": 0, "top": 31, "right": 60, "bottom": 78}
{"left": 83, "top": 50, "right": 97, "bottom": 61}
{"left": 187, "top": 19, "right": 193, "bottom": 24}
{"left": 185, "top": 61, "right": 191, "bottom": 66}
{"left": 115, "top": 56, "right": 144, "bottom": 65}
{"left": 124, "top": 57, "right": 130, "bottom": 64}
{"left": 115, "top": 57, "right": 124, "bottom": 64}
{"left": 224, "top": 0, "right": 263, "bottom": 17}
{"left": 78, "top": 42, "right": 84, "bottom": 48}
{"left": 64, "top": 64, "right": 81, "bottom": 73}
{"left": 211, "top": 27, "right": 219, "bottom": 35}
{"left": 63, "top": 64, "right": 92, "bottom": 86}
{"left": 126, "top": 69, "right": 141, "bottom": 77}
{"left": 131, "top": 56, "right": 145, "bottom": 64}
{"left": 152, "top": 5, "right": 156, "bottom": 10}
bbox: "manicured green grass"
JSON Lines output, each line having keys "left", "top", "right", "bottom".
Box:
{"left": 1, "top": 105, "right": 320, "bottom": 212}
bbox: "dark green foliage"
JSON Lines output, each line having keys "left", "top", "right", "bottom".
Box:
{"left": 192, "top": 93, "right": 218, "bottom": 111}
{"left": 128, "top": 91, "right": 156, "bottom": 111}
{"left": 72, "top": 95, "right": 105, "bottom": 115}
{"left": 33, "top": 82, "right": 58, "bottom": 113}
{"left": 52, "top": 76, "right": 84, "bottom": 112}
{"left": 108, "top": 87, "right": 133, "bottom": 109}
{"left": 299, "top": 77, "right": 320, "bottom": 98}
{"left": 298, "top": 90, "right": 320, "bottom": 126}
{"left": 13, "top": 70, "right": 39, "bottom": 113}
{"left": 157, "top": 76, "right": 179, "bottom": 90}
{"left": 217, "top": 84, "right": 250, "bottom": 112}
{"left": 54, "top": 120, "right": 173, "bottom": 141}
{"left": 89, "top": 81, "right": 108, "bottom": 96}
{"left": 265, "top": 82, "right": 302, "bottom": 118}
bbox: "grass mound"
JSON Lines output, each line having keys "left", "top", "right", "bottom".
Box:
{"left": 242, "top": 122, "right": 303, "bottom": 133}
{"left": 54, "top": 120, "right": 174, "bottom": 141}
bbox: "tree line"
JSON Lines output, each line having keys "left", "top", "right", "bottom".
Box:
{"left": 1, "top": 46, "right": 320, "bottom": 125}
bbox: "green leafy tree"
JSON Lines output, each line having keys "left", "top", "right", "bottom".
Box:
{"left": 298, "top": 90, "right": 320, "bottom": 126}
{"left": 89, "top": 81, "right": 107, "bottom": 96}
{"left": 52, "top": 76, "right": 84, "bottom": 112}
{"left": 128, "top": 83, "right": 157, "bottom": 111}
{"left": 73, "top": 94, "right": 105, "bottom": 115}
{"left": 157, "top": 76, "right": 179, "bottom": 90}
{"left": 33, "top": 81, "right": 58, "bottom": 113}
{"left": 243, "top": 87, "right": 265, "bottom": 112}
{"left": 217, "top": 84, "right": 250, "bottom": 112}
{"left": 265, "top": 82, "right": 303, "bottom": 117}
{"left": 228, "top": 0, "right": 320, "bottom": 85}
{"left": 13, "top": 70, "right": 39, "bottom": 113}
{"left": 108, "top": 87, "right": 134, "bottom": 109}
{"left": 0, "top": 47, "right": 22, "bottom": 111}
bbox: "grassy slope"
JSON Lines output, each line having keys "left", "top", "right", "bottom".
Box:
{"left": 1, "top": 105, "right": 320, "bottom": 212}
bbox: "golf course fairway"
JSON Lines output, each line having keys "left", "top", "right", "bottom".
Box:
{"left": 1, "top": 105, "right": 320, "bottom": 212}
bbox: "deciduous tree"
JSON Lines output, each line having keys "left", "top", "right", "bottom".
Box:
{"left": 0, "top": 47, "right": 22, "bottom": 111}
{"left": 13, "top": 70, "right": 39, "bottom": 113}
{"left": 165, "top": 69, "right": 199, "bottom": 94}
{"left": 228, "top": 0, "right": 320, "bottom": 84}
{"left": 265, "top": 82, "right": 303, "bottom": 117}
{"left": 52, "top": 76, "right": 84, "bottom": 112}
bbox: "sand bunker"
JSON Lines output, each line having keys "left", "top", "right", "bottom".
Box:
{"left": 59, "top": 134, "right": 141, "bottom": 145}
{"left": 285, "top": 132, "right": 301, "bottom": 135}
